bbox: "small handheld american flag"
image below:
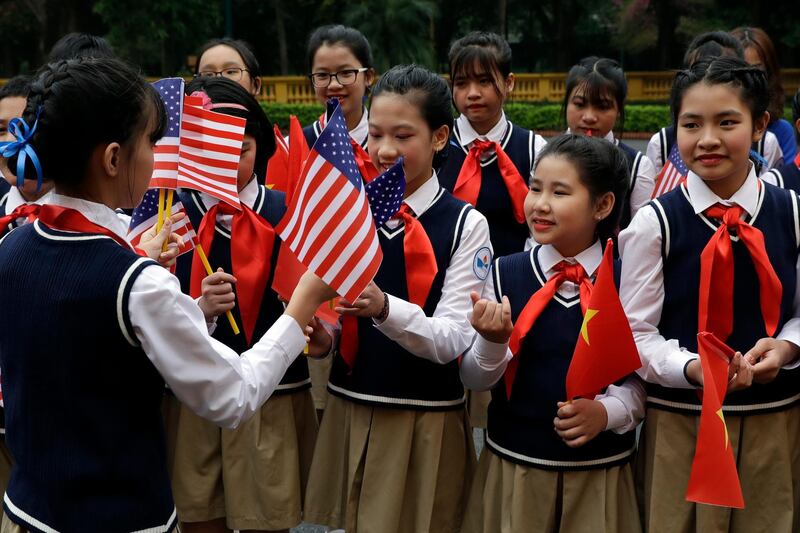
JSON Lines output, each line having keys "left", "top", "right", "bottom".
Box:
{"left": 176, "top": 97, "right": 246, "bottom": 209}
{"left": 652, "top": 143, "right": 688, "bottom": 198}
{"left": 150, "top": 78, "right": 185, "bottom": 189}
{"left": 365, "top": 158, "right": 405, "bottom": 226}
{"left": 275, "top": 102, "right": 382, "bottom": 302}
{"left": 129, "top": 188, "right": 197, "bottom": 256}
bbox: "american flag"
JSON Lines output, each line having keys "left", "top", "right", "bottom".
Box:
{"left": 150, "top": 78, "right": 184, "bottom": 189}
{"left": 652, "top": 143, "right": 688, "bottom": 198}
{"left": 275, "top": 103, "right": 382, "bottom": 302}
{"left": 176, "top": 98, "right": 246, "bottom": 209}
{"left": 128, "top": 188, "right": 197, "bottom": 256}
{"left": 365, "top": 158, "right": 405, "bottom": 226}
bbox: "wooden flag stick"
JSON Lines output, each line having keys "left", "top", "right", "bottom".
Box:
{"left": 195, "top": 243, "right": 240, "bottom": 335}
{"left": 161, "top": 189, "right": 174, "bottom": 253}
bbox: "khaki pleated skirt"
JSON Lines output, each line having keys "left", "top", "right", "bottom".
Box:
{"left": 308, "top": 356, "right": 333, "bottom": 412}
{"left": 462, "top": 447, "right": 640, "bottom": 533}
{"left": 304, "top": 393, "right": 476, "bottom": 533}
{"left": 168, "top": 388, "right": 318, "bottom": 531}
{"left": 635, "top": 405, "right": 800, "bottom": 533}
{"left": 466, "top": 389, "right": 492, "bottom": 429}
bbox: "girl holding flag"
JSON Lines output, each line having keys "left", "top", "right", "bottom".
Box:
{"left": 620, "top": 57, "right": 800, "bottom": 532}
{"left": 460, "top": 134, "right": 644, "bottom": 533}
{"left": 0, "top": 57, "right": 335, "bottom": 533}
{"left": 438, "top": 31, "right": 547, "bottom": 259}
{"left": 168, "top": 76, "right": 331, "bottom": 533}
{"left": 303, "top": 64, "right": 492, "bottom": 533}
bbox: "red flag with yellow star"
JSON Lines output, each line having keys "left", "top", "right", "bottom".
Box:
{"left": 565, "top": 239, "right": 641, "bottom": 400}
{"left": 685, "top": 332, "right": 744, "bottom": 508}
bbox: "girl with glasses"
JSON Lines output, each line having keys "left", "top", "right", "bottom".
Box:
{"left": 195, "top": 38, "right": 262, "bottom": 97}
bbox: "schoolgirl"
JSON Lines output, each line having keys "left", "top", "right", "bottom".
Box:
{"left": 438, "top": 31, "right": 547, "bottom": 258}
{"left": 303, "top": 64, "right": 492, "bottom": 533}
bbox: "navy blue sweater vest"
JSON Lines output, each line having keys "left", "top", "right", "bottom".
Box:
{"left": 438, "top": 121, "right": 533, "bottom": 258}
{"left": 649, "top": 182, "right": 800, "bottom": 413}
{"left": 486, "top": 246, "right": 636, "bottom": 470}
{"left": 176, "top": 187, "right": 310, "bottom": 392}
{"left": 766, "top": 161, "right": 800, "bottom": 194}
{"left": 327, "top": 188, "right": 472, "bottom": 410}
{"left": 0, "top": 221, "right": 176, "bottom": 533}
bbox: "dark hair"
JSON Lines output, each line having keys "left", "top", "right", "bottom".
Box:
{"left": 370, "top": 64, "right": 453, "bottom": 168}
{"left": 730, "top": 27, "right": 784, "bottom": 121}
{"left": 534, "top": 134, "right": 629, "bottom": 242}
{"left": 792, "top": 89, "right": 800, "bottom": 143}
{"left": 8, "top": 58, "right": 166, "bottom": 188}
{"left": 0, "top": 75, "right": 32, "bottom": 100}
{"left": 185, "top": 77, "right": 275, "bottom": 176}
{"left": 448, "top": 31, "right": 512, "bottom": 95}
{"left": 306, "top": 25, "right": 373, "bottom": 71}
{"left": 683, "top": 31, "right": 744, "bottom": 67}
{"left": 562, "top": 56, "right": 627, "bottom": 135}
{"left": 669, "top": 57, "right": 769, "bottom": 127}
{"left": 47, "top": 33, "right": 115, "bottom": 62}
{"left": 195, "top": 38, "right": 261, "bottom": 79}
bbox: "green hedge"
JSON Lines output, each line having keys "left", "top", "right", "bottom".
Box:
{"left": 261, "top": 102, "right": 793, "bottom": 135}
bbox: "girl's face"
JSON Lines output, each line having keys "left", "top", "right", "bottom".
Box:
{"left": 676, "top": 82, "right": 768, "bottom": 198}
{"left": 368, "top": 93, "right": 449, "bottom": 197}
{"left": 565, "top": 85, "right": 619, "bottom": 139}
{"left": 311, "top": 44, "right": 373, "bottom": 124}
{"left": 197, "top": 45, "right": 260, "bottom": 96}
{"left": 524, "top": 155, "right": 613, "bottom": 258}
{"left": 451, "top": 61, "right": 513, "bottom": 134}
{"left": 238, "top": 133, "right": 257, "bottom": 191}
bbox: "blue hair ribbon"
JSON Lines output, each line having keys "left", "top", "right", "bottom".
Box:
{"left": 0, "top": 110, "right": 43, "bottom": 192}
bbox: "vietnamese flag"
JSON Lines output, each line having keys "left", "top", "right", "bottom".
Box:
{"left": 285, "top": 115, "right": 310, "bottom": 204}
{"left": 685, "top": 332, "right": 744, "bottom": 508}
{"left": 565, "top": 239, "right": 641, "bottom": 400}
{"left": 265, "top": 123, "right": 289, "bottom": 191}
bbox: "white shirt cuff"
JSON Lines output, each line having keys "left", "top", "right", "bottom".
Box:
{"left": 472, "top": 335, "right": 512, "bottom": 371}
{"left": 264, "top": 314, "right": 307, "bottom": 362}
{"left": 374, "top": 293, "right": 414, "bottom": 333}
{"left": 597, "top": 395, "right": 629, "bottom": 432}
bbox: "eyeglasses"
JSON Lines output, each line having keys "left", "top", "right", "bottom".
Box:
{"left": 195, "top": 67, "right": 250, "bottom": 82}
{"left": 308, "top": 68, "right": 369, "bottom": 88}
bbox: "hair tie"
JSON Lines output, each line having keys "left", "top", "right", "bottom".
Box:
{"left": 0, "top": 108, "right": 44, "bottom": 192}
{"left": 188, "top": 90, "right": 248, "bottom": 112}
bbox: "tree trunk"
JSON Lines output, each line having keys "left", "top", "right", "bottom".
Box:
{"left": 654, "top": 0, "right": 678, "bottom": 68}
{"left": 271, "top": 0, "right": 289, "bottom": 75}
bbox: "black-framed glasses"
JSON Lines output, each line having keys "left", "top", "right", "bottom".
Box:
{"left": 195, "top": 67, "right": 250, "bottom": 82}
{"left": 308, "top": 68, "right": 369, "bottom": 88}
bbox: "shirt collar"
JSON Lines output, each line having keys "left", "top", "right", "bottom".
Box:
{"left": 403, "top": 170, "right": 441, "bottom": 217}
{"left": 5, "top": 186, "right": 53, "bottom": 213}
{"left": 349, "top": 106, "right": 369, "bottom": 147}
{"left": 456, "top": 111, "right": 508, "bottom": 148}
{"left": 46, "top": 193, "right": 131, "bottom": 242}
{"left": 564, "top": 128, "right": 617, "bottom": 144}
{"left": 685, "top": 164, "right": 759, "bottom": 216}
{"left": 537, "top": 240, "right": 603, "bottom": 278}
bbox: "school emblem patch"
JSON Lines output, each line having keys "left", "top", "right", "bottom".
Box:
{"left": 473, "top": 247, "right": 492, "bottom": 280}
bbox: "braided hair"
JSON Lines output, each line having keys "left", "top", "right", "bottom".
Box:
{"left": 9, "top": 58, "right": 165, "bottom": 187}
{"left": 669, "top": 57, "right": 770, "bottom": 127}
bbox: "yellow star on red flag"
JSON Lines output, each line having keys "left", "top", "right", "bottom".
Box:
{"left": 579, "top": 308, "right": 599, "bottom": 345}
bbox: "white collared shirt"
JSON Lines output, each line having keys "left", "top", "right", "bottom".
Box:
{"left": 191, "top": 175, "right": 260, "bottom": 231}
{"left": 37, "top": 193, "right": 306, "bottom": 429}
{"left": 459, "top": 241, "right": 645, "bottom": 433}
{"left": 349, "top": 106, "right": 369, "bottom": 147}
{"left": 619, "top": 166, "right": 800, "bottom": 389}
{"left": 374, "top": 171, "right": 493, "bottom": 365}
{"left": 456, "top": 112, "right": 547, "bottom": 171}
{"left": 2, "top": 186, "right": 53, "bottom": 229}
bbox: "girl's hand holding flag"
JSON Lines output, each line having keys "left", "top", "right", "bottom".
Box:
{"left": 136, "top": 213, "right": 186, "bottom": 268}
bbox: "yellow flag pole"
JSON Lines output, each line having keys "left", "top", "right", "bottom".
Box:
{"left": 195, "top": 243, "right": 240, "bottom": 335}
{"left": 156, "top": 188, "right": 166, "bottom": 233}
{"left": 161, "top": 189, "right": 174, "bottom": 253}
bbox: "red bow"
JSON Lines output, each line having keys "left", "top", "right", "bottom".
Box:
{"left": 452, "top": 139, "right": 528, "bottom": 223}
{"left": 698, "top": 203, "right": 782, "bottom": 341}
{"left": 0, "top": 203, "right": 40, "bottom": 232}
{"left": 505, "top": 261, "right": 593, "bottom": 399}
{"left": 190, "top": 201, "right": 276, "bottom": 344}
{"left": 35, "top": 204, "right": 134, "bottom": 250}
{"left": 339, "top": 204, "right": 438, "bottom": 370}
